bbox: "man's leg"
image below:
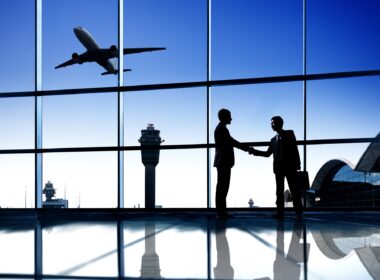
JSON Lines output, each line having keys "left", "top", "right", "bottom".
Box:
{"left": 286, "top": 171, "right": 303, "bottom": 215}
{"left": 216, "top": 166, "right": 231, "bottom": 215}
{"left": 275, "top": 172, "right": 285, "bottom": 216}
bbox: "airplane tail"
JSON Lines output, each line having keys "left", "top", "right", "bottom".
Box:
{"left": 101, "top": 69, "right": 131, "bottom": 75}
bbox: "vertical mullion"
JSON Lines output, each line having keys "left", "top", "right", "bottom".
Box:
{"left": 303, "top": 0, "right": 307, "bottom": 172}
{"left": 35, "top": 0, "right": 43, "bottom": 276}
{"left": 206, "top": 0, "right": 212, "bottom": 209}
{"left": 118, "top": 0, "right": 124, "bottom": 209}
{"left": 118, "top": 0, "right": 125, "bottom": 277}
{"left": 35, "top": 0, "right": 42, "bottom": 209}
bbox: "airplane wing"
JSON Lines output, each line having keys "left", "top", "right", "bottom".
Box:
{"left": 55, "top": 59, "right": 77, "bottom": 69}
{"left": 123, "top": 47, "right": 166, "bottom": 55}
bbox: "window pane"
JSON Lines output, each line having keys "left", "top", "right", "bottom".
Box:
{"left": 0, "top": 97, "right": 34, "bottom": 149}
{"left": 0, "top": 0, "right": 34, "bottom": 93}
{"left": 43, "top": 222, "right": 118, "bottom": 276}
{"left": 0, "top": 154, "right": 34, "bottom": 208}
{"left": 124, "top": 88, "right": 206, "bottom": 146}
{"left": 124, "top": 0, "right": 207, "bottom": 85}
{"left": 210, "top": 83, "right": 304, "bottom": 142}
{"left": 212, "top": 0, "right": 303, "bottom": 80}
{"left": 43, "top": 0, "right": 118, "bottom": 90}
{"left": 43, "top": 152, "right": 117, "bottom": 208}
{"left": 125, "top": 149, "right": 207, "bottom": 208}
{"left": 43, "top": 93, "right": 117, "bottom": 148}
{"left": 308, "top": 0, "right": 380, "bottom": 73}
{"left": 308, "top": 77, "right": 380, "bottom": 139}
{"left": 210, "top": 148, "right": 274, "bottom": 208}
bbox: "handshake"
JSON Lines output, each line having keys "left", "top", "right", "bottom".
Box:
{"left": 247, "top": 146, "right": 258, "bottom": 155}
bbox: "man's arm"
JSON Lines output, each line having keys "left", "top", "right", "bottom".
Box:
{"left": 249, "top": 145, "right": 272, "bottom": 157}
{"left": 231, "top": 137, "right": 249, "bottom": 152}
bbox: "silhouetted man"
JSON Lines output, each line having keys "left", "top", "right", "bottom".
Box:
{"left": 249, "top": 116, "right": 303, "bottom": 219}
{"left": 214, "top": 108, "right": 248, "bottom": 219}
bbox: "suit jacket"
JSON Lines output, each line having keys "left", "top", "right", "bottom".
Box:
{"left": 254, "top": 130, "right": 300, "bottom": 173}
{"left": 213, "top": 122, "right": 246, "bottom": 168}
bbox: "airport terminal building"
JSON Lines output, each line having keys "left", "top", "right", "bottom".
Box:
{"left": 309, "top": 133, "right": 380, "bottom": 208}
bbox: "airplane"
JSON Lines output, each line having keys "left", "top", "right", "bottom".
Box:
{"left": 55, "top": 27, "right": 165, "bottom": 75}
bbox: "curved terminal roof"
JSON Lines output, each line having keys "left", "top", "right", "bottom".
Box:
{"left": 311, "top": 159, "right": 354, "bottom": 191}
{"left": 355, "top": 132, "right": 380, "bottom": 173}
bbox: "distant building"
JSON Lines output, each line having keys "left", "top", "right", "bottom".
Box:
{"left": 42, "top": 181, "right": 68, "bottom": 208}
{"left": 309, "top": 133, "right": 380, "bottom": 208}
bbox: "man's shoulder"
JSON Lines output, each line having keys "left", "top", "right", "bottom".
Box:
{"left": 283, "top": 130, "right": 295, "bottom": 136}
{"left": 215, "top": 123, "right": 227, "bottom": 132}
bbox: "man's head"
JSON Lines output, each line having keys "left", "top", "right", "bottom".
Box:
{"left": 218, "top": 108, "right": 232, "bottom": 124}
{"left": 271, "top": 116, "right": 284, "bottom": 132}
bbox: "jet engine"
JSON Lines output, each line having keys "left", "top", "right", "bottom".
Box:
{"left": 72, "top": 53, "right": 82, "bottom": 64}
{"left": 110, "top": 45, "right": 118, "bottom": 56}
{"left": 110, "top": 45, "right": 117, "bottom": 52}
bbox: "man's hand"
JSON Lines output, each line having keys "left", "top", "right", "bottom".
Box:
{"left": 248, "top": 147, "right": 257, "bottom": 155}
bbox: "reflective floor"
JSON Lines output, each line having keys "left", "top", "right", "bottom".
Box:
{"left": 1, "top": 211, "right": 380, "bottom": 279}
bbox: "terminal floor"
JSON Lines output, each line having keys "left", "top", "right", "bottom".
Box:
{"left": 0, "top": 210, "right": 380, "bottom": 280}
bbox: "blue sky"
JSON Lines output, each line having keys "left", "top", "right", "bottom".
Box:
{"left": 0, "top": 0, "right": 379, "bottom": 208}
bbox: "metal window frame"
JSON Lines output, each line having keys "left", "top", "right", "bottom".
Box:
{"left": 0, "top": 0, "right": 378, "bottom": 210}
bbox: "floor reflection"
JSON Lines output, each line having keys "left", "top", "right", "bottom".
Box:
{"left": 0, "top": 212, "right": 380, "bottom": 279}
{"left": 140, "top": 221, "right": 161, "bottom": 278}
{"left": 214, "top": 220, "right": 234, "bottom": 280}
{"left": 273, "top": 221, "right": 308, "bottom": 280}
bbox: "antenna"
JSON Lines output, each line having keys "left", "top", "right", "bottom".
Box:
{"left": 78, "top": 191, "right": 81, "bottom": 208}
{"left": 24, "top": 186, "right": 27, "bottom": 208}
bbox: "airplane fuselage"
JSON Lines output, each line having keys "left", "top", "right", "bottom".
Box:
{"left": 73, "top": 27, "right": 116, "bottom": 73}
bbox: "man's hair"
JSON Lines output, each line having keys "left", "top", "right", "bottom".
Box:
{"left": 218, "top": 108, "right": 231, "bottom": 122}
{"left": 271, "top": 116, "right": 284, "bottom": 128}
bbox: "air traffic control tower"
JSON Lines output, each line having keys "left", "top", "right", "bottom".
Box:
{"left": 139, "top": 124, "right": 164, "bottom": 209}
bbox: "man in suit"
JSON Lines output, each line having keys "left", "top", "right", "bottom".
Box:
{"left": 249, "top": 116, "right": 303, "bottom": 219}
{"left": 214, "top": 108, "right": 248, "bottom": 219}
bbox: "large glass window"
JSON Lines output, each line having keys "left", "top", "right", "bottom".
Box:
{"left": 1, "top": 0, "right": 380, "bottom": 210}
{"left": 0, "top": 97, "right": 34, "bottom": 149}
{"left": 124, "top": 149, "right": 207, "bottom": 208}
{"left": 124, "top": 0, "right": 207, "bottom": 85}
{"left": 43, "top": 93, "right": 117, "bottom": 148}
{"left": 43, "top": 152, "right": 117, "bottom": 208}
{"left": 0, "top": 0, "right": 34, "bottom": 93}
{"left": 0, "top": 154, "right": 34, "bottom": 208}
{"left": 307, "top": 0, "right": 380, "bottom": 74}
{"left": 212, "top": 0, "right": 303, "bottom": 80}
{"left": 308, "top": 77, "right": 380, "bottom": 140}
{"left": 124, "top": 88, "right": 207, "bottom": 146}
{"left": 42, "top": 0, "right": 118, "bottom": 90}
